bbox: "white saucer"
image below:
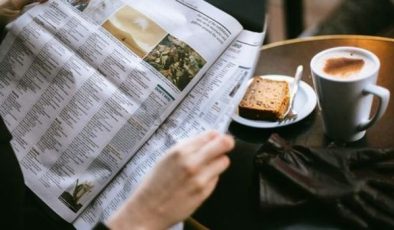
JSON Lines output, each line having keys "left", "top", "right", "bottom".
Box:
{"left": 232, "top": 75, "right": 317, "bottom": 128}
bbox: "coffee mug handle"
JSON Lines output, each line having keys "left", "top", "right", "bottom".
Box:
{"left": 357, "top": 84, "right": 390, "bottom": 131}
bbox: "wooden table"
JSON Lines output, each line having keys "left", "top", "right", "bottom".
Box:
{"left": 194, "top": 35, "right": 394, "bottom": 229}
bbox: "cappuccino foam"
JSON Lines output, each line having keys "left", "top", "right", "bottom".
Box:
{"left": 314, "top": 50, "right": 376, "bottom": 80}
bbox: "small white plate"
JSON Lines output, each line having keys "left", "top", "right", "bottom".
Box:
{"left": 232, "top": 75, "right": 317, "bottom": 128}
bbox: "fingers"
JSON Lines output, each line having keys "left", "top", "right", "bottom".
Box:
{"left": 161, "top": 131, "right": 233, "bottom": 196}
{"left": 4, "top": 0, "right": 47, "bottom": 10}
{"left": 368, "top": 179, "right": 394, "bottom": 191}
{"left": 348, "top": 148, "right": 394, "bottom": 169}
{"left": 354, "top": 193, "right": 394, "bottom": 227}
{"left": 166, "top": 131, "right": 233, "bottom": 197}
{"left": 190, "top": 175, "right": 219, "bottom": 197}
{"left": 196, "top": 155, "right": 230, "bottom": 186}
{"left": 171, "top": 130, "right": 220, "bottom": 155}
{"left": 11, "top": 0, "right": 34, "bottom": 9}
{"left": 336, "top": 201, "right": 368, "bottom": 228}
{"left": 191, "top": 132, "right": 234, "bottom": 166}
{"left": 362, "top": 181, "right": 394, "bottom": 216}
{"left": 170, "top": 130, "right": 234, "bottom": 168}
{"left": 183, "top": 154, "right": 229, "bottom": 204}
{"left": 189, "top": 155, "right": 229, "bottom": 201}
{"left": 338, "top": 190, "right": 394, "bottom": 228}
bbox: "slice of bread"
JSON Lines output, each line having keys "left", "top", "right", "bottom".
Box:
{"left": 238, "top": 78, "right": 289, "bottom": 120}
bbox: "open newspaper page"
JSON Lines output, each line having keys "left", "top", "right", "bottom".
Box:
{"left": 74, "top": 29, "right": 265, "bottom": 229}
{"left": 0, "top": 0, "right": 242, "bottom": 221}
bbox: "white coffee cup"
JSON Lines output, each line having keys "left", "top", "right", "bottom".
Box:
{"left": 310, "top": 46, "right": 390, "bottom": 142}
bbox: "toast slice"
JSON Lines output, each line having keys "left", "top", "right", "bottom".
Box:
{"left": 238, "top": 78, "right": 289, "bottom": 120}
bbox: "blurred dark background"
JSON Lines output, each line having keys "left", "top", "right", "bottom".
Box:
{"left": 266, "top": 0, "right": 394, "bottom": 43}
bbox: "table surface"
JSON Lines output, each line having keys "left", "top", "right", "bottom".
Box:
{"left": 194, "top": 35, "right": 394, "bottom": 229}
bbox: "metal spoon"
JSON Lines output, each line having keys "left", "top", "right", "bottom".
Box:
{"left": 280, "top": 65, "right": 303, "bottom": 122}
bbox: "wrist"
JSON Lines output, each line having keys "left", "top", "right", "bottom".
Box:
{"left": 107, "top": 191, "right": 169, "bottom": 230}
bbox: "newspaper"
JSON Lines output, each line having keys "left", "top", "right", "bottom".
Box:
{"left": 0, "top": 0, "right": 265, "bottom": 227}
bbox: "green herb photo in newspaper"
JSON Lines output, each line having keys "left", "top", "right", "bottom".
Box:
{"left": 144, "top": 35, "right": 206, "bottom": 91}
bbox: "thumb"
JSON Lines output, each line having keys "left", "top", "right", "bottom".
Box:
{"left": 11, "top": 0, "right": 47, "bottom": 10}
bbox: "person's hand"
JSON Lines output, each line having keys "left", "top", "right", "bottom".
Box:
{"left": 1, "top": 0, "right": 47, "bottom": 11}
{"left": 0, "top": 0, "right": 47, "bottom": 27}
{"left": 107, "top": 130, "right": 235, "bottom": 230}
